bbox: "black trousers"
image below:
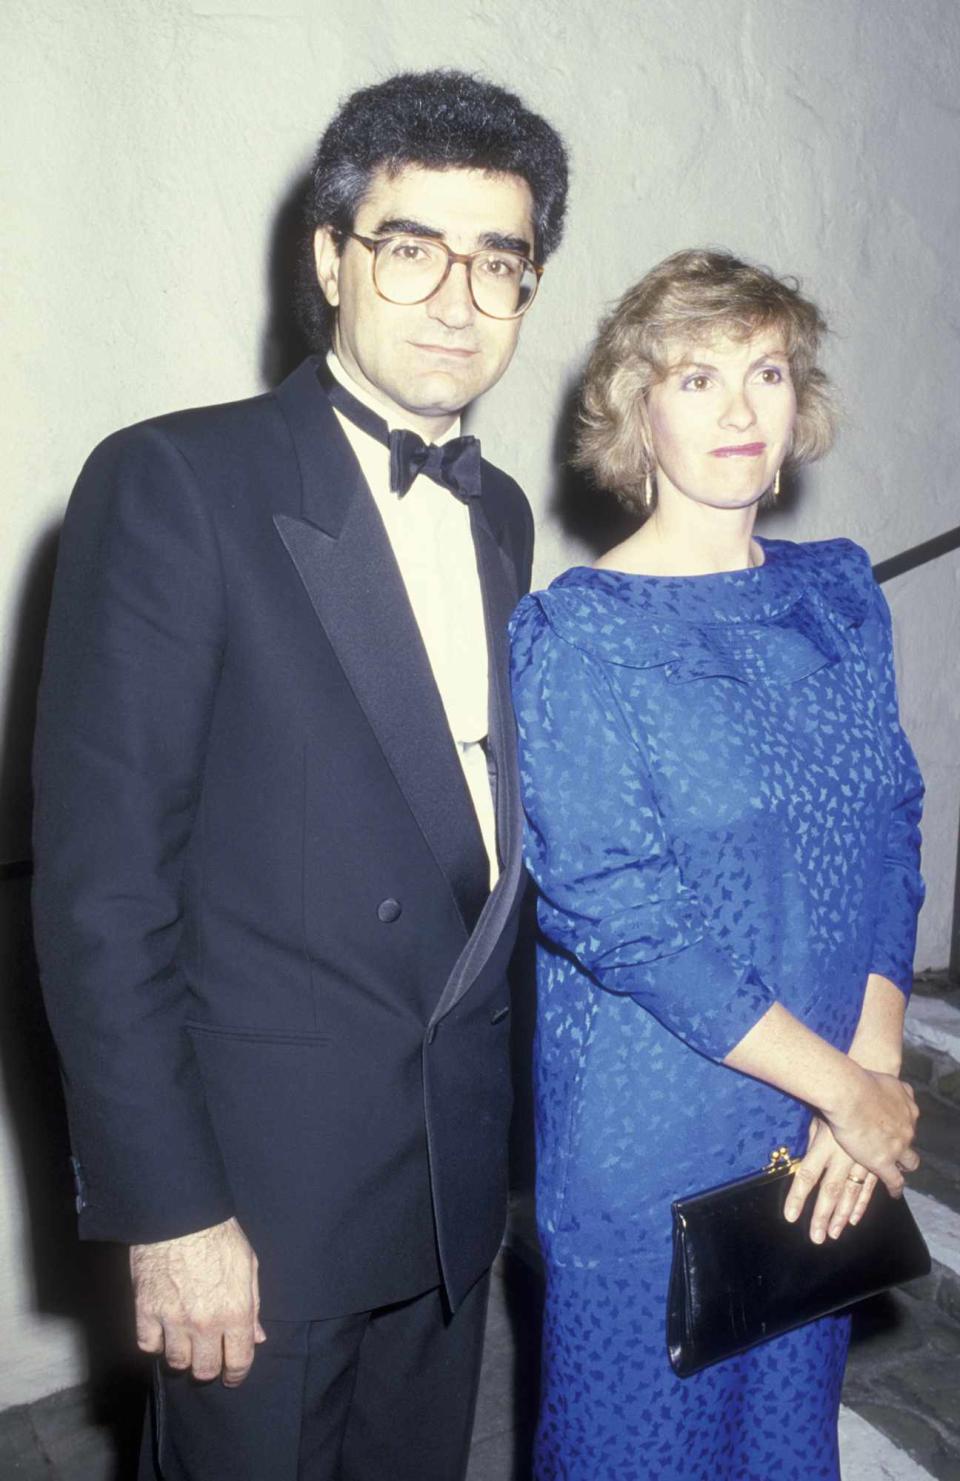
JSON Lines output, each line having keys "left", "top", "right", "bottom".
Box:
{"left": 138, "top": 1274, "right": 490, "bottom": 1481}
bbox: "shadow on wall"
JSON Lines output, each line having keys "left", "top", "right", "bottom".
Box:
{"left": 0, "top": 530, "right": 147, "bottom": 1467}
{"left": 548, "top": 372, "right": 637, "bottom": 557}
{"left": 260, "top": 169, "right": 313, "bottom": 388}
{"left": 1, "top": 528, "right": 60, "bottom": 864}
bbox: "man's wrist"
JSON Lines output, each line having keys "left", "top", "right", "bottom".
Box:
{"left": 131, "top": 1216, "right": 238, "bottom": 1258}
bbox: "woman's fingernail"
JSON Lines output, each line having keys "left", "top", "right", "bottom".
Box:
{"left": 829, "top": 1223, "right": 842, "bottom": 1239}
{"left": 811, "top": 1227, "right": 825, "bottom": 1244}
{"left": 849, "top": 1214, "right": 860, "bottom": 1226}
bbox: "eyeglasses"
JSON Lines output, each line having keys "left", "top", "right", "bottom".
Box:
{"left": 341, "top": 232, "right": 543, "bottom": 320}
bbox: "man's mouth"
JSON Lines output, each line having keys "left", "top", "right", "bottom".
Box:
{"left": 410, "top": 342, "right": 478, "bottom": 359}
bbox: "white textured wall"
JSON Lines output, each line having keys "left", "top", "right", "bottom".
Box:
{"left": 3, "top": 0, "right": 958, "bottom": 1408}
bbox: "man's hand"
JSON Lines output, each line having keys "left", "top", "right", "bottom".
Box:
{"left": 130, "top": 1216, "right": 266, "bottom": 1385}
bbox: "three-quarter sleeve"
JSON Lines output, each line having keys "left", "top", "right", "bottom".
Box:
{"left": 861, "top": 582, "right": 925, "bottom": 997}
{"left": 509, "top": 596, "right": 776, "bottom": 1061}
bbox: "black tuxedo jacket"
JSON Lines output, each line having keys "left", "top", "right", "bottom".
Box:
{"left": 32, "top": 356, "right": 533, "bottom": 1319}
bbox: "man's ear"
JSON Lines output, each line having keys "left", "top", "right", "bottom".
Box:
{"left": 313, "top": 227, "right": 341, "bottom": 307}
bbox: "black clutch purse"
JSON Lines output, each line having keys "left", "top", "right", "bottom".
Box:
{"left": 667, "top": 1145, "right": 931, "bottom": 1377}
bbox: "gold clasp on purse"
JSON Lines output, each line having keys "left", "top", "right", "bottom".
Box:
{"left": 764, "top": 1145, "right": 798, "bottom": 1174}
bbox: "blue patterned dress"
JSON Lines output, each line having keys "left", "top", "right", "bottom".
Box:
{"left": 508, "top": 538, "right": 924, "bottom": 1481}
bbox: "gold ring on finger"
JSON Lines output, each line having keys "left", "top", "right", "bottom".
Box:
{"left": 847, "top": 1174, "right": 866, "bottom": 1184}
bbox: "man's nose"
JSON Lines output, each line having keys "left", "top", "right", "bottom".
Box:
{"left": 718, "top": 387, "right": 757, "bottom": 432}
{"left": 425, "top": 262, "right": 475, "bottom": 329}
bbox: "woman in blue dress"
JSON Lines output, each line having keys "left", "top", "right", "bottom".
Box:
{"left": 509, "top": 250, "right": 924, "bottom": 1480}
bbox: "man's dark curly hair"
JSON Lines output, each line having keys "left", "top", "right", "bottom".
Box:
{"left": 296, "top": 69, "right": 569, "bottom": 350}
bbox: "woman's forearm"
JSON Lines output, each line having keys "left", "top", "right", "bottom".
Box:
{"left": 723, "top": 1000, "right": 919, "bottom": 1192}
{"left": 848, "top": 973, "right": 907, "bottom": 1074}
{"left": 723, "top": 1002, "right": 863, "bottom": 1118}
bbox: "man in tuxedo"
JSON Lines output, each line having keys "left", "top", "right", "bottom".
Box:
{"left": 32, "top": 70, "right": 567, "bottom": 1480}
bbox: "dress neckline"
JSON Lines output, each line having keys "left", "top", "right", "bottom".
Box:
{"left": 551, "top": 539, "right": 806, "bottom": 627}
{"left": 584, "top": 535, "right": 777, "bottom": 583}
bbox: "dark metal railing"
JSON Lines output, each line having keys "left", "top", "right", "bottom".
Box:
{"left": 873, "top": 524, "right": 960, "bottom": 586}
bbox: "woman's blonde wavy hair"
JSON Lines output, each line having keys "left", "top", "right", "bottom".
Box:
{"left": 576, "top": 249, "right": 838, "bottom": 513}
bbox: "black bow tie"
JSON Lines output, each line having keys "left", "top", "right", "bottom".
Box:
{"left": 317, "top": 360, "right": 482, "bottom": 503}
{"left": 387, "top": 430, "right": 482, "bottom": 501}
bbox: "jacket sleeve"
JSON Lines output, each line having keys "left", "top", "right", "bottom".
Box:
{"left": 495, "top": 471, "right": 535, "bottom": 595}
{"left": 509, "top": 597, "right": 776, "bottom": 1061}
{"left": 32, "top": 425, "right": 235, "bottom": 1244}
{"left": 861, "top": 582, "right": 925, "bottom": 997}
{"left": 516, "top": 495, "right": 535, "bottom": 596}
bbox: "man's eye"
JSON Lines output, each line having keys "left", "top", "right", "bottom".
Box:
{"left": 388, "top": 240, "right": 432, "bottom": 262}
{"left": 478, "top": 255, "right": 521, "bottom": 279}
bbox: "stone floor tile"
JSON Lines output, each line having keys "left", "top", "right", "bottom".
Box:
{"left": 906, "top": 997, "right": 960, "bottom": 1063}
{"left": 911, "top": 1191, "right": 960, "bottom": 1273}
{"left": 913, "top": 1162, "right": 960, "bottom": 1220}
{"left": 845, "top": 1284, "right": 960, "bottom": 1480}
{"left": 38, "top": 1425, "right": 116, "bottom": 1481}
{"left": 0, "top": 1404, "right": 55, "bottom": 1478}
{"left": 839, "top": 1405, "right": 937, "bottom": 1479}
{"left": 915, "top": 1089, "right": 960, "bottom": 1173}
{"left": 24, "top": 1389, "right": 118, "bottom": 1481}
{"left": 850, "top": 1401, "right": 960, "bottom": 1481}
{"left": 906, "top": 1042, "right": 938, "bottom": 1088}
{"left": 913, "top": 973, "right": 960, "bottom": 1004}
{"left": 890, "top": 1360, "right": 960, "bottom": 1444}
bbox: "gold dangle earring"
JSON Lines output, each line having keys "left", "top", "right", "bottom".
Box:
{"left": 644, "top": 470, "right": 654, "bottom": 512}
{"left": 772, "top": 468, "right": 781, "bottom": 499}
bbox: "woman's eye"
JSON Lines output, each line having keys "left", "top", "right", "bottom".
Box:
{"left": 682, "top": 374, "right": 711, "bottom": 392}
{"left": 758, "top": 366, "right": 783, "bottom": 384}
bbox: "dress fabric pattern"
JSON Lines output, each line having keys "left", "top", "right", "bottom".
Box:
{"left": 508, "top": 538, "right": 924, "bottom": 1481}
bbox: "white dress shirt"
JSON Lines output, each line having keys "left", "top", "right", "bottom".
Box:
{"left": 326, "top": 352, "right": 499, "bottom": 888}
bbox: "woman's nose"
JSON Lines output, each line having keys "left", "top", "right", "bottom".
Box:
{"left": 718, "top": 387, "right": 757, "bottom": 431}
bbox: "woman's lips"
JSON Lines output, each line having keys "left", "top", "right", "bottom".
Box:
{"left": 710, "top": 442, "right": 766, "bottom": 457}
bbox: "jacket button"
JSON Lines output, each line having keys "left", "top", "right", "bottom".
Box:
{"left": 377, "top": 898, "right": 402, "bottom": 923}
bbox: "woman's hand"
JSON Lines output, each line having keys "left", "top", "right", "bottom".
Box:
{"left": 724, "top": 1001, "right": 919, "bottom": 1215}
{"left": 786, "top": 973, "right": 915, "bottom": 1240}
{"left": 820, "top": 1064, "right": 920, "bottom": 1196}
{"left": 784, "top": 1117, "right": 878, "bottom": 1241}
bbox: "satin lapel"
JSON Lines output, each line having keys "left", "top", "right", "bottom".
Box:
{"left": 473, "top": 504, "right": 522, "bottom": 877}
{"left": 428, "top": 497, "right": 526, "bottom": 1027}
{"left": 272, "top": 362, "right": 488, "bottom": 934}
